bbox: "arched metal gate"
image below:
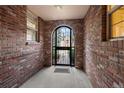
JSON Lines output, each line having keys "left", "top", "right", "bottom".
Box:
{"left": 52, "top": 26, "right": 75, "bottom": 66}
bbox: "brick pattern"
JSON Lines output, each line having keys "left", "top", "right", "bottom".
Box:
{"left": 0, "top": 6, "right": 45, "bottom": 87}
{"left": 44, "top": 19, "right": 85, "bottom": 69}
{"left": 1, "top": 5, "right": 124, "bottom": 88}
{"left": 83, "top": 5, "right": 124, "bottom": 88}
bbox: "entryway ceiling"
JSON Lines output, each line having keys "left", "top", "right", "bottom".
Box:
{"left": 27, "top": 5, "right": 90, "bottom": 20}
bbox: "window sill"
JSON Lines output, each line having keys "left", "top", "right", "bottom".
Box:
{"left": 109, "top": 38, "right": 124, "bottom": 41}
{"left": 26, "top": 40, "right": 40, "bottom": 45}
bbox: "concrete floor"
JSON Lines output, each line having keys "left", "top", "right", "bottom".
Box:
{"left": 20, "top": 66, "right": 92, "bottom": 88}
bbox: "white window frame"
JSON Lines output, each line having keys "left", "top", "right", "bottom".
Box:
{"left": 27, "top": 10, "right": 38, "bottom": 42}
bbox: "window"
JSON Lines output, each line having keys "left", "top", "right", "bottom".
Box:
{"left": 27, "top": 10, "right": 38, "bottom": 41}
{"left": 107, "top": 5, "right": 124, "bottom": 39}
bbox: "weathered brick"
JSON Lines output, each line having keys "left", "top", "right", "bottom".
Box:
{"left": 44, "top": 19, "right": 84, "bottom": 69}
{"left": 83, "top": 5, "right": 124, "bottom": 88}
{"left": 0, "top": 6, "right": 45, "bottom": 88}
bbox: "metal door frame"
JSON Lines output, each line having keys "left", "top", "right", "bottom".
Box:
{"left": 52, "top": 26, "right": 75, "bottom": 66}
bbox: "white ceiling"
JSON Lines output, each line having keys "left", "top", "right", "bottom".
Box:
{"left": 27, "top": 5, "right": 90, "bottom": 21}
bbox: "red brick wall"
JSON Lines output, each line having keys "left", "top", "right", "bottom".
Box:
{"left": 1, "top": 5, "right": 124, "bottom": 88}
{"left": 83, "top": 5, "right": 124, "bottom": 88}
{"left": 0, "top": 6, "right": 45, "bottom": 87}
{"left": 44, "top": 19, "right": 85, "bottom": 69}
